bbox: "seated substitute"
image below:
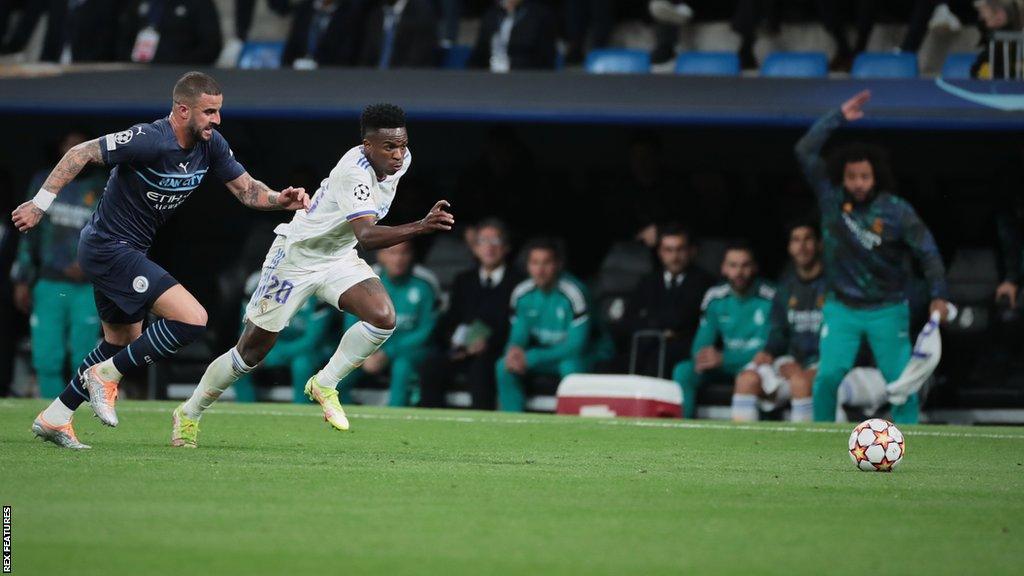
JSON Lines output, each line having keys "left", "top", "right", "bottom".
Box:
{"left": 733, "top": 222, "right": 825, "bottom": 422}
{"left": 672, "top": 242, "right": 774, "bottom": 419}
{"left": 496, "top": 238, "right": 590, "bottom": 412}
{"left": 420, "top": 218, "right": 524, "bottom": 410}
{"left": 233, "top": 271, "right": 332, "bottom": 403}
{"left": 339, "top": 241, "right": 438, "bottom": 407}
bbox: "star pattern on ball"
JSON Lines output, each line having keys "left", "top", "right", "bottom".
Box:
{"left": 874, "top": 430, "right": 891, "bottom": 448}
{"left": 851, "top": 446, "right": 867, "bottom": 462}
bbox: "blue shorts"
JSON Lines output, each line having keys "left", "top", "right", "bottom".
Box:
{"left": 78, "top": 230, "right": 179, "bottom": 324}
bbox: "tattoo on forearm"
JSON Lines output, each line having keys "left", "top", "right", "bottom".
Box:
{"left": 236, "top": 177, "right": 277, "bottom": 210}
{"left": 42, "top": 139, "right": 103, "bottom": 193}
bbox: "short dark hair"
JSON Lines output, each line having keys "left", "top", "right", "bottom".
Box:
{"left": 476, "top": 217, "right": 510, "bottom": 245}
{"left": 172, "top": 71, "right": 221, "bottom": 106}
{"left": 723, "top": 239, "right": 756, "bottom": 263}
{"left": 657, "top": 223, "right": 693, "bottom": 248}
{"left": 524, "top": 237, "right": 563, "bottom": 263}
{"left": 827, "top": 142, "right": 896, "bottom": 194}
{"left": 361, "top": 103, "right": 406, "bottom": 137}
{"left": 785, "top": 219, "right": 821, "bottom": 241}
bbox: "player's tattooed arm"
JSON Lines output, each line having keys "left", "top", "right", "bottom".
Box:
{"left": 351, "top": 200, "right": 454, "bottom": 250}
{"left": 11, "top": 139, "right": 104, "bottom": 232}
{"left": 42, "top": 138, "right": 105, "bottom": 193}
{"left": 226, "top": 172, "right": 309, "bottom": 211}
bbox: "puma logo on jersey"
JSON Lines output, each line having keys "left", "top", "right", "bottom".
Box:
{"left": 178, "top": 162, "right": 189, "bottom": 173}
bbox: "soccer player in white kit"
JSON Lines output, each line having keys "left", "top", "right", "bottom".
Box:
{"left": 171, "top": 104, "right": 454, "bottom": 447}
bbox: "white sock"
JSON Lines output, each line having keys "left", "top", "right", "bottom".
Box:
{"left": 40, "top": 398, "right": 75, "bottom": 426}
{"left": 316, "top": 321, "right": 394, "bottom": 387}
{"left": 95, "top": 358, "right": 123, "bottom": 382}
{"left": 731, "top": 393, "right": 759, "bottom": 422}
{"left": 790, "top": 397, "right": 814, "bottom": 422}
{"left": 183, "top": 348, "right": 254, "bottom": 419}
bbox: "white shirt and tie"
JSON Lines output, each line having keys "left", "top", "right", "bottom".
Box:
{"left": 664, "top": 271, "right": 685, "bottom": 290}
{"left": 480, "top": 265, "right": 506, "bottom": 289}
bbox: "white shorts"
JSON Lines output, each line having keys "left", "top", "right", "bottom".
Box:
{"left": 244, "top": 236, "right": 377, "bottom": 332}
{"left": 743, "top": 356, "right": 817, "bottom": 412}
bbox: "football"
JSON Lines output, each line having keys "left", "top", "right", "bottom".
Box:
{"left": 849, "top": 418, "right": 905, "bottom": 472}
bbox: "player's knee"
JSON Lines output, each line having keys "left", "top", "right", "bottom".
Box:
{"left": 735, "top": 370, "right": 762, "bottom": 395}
{"left": 790, "top": 375, "right": 812, "bottom": 398}
{"left": 671, "top": 361, "right": 692, "bottom": 383}
{"left": 364, "top": 305, "right": 396, "bottom": 331}
{"left": 186, "top": 305, "right": 208, "bottom": 327}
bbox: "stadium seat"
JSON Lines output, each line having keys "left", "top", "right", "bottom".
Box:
{"left": 421, "top": 234, "right": 475, "bottom": 294}
{"left": 851, "top": 52, "right": 918, "bottom": 79}
{"left": 674, "top": 51, "right": 740, "bottom": 77}
{"left": 237, "top": 41, "right": 285, "bottom": 70}
{"left": 941, "top": 52, "right": 977, "bottom": 79}
{"left": 760, "top": 52, "right": 828, "bottom": 78}
{"left": 442, "top": 44, "right": 472, "bottom": 69}
{"left": 595, "top": 241, "right": 653, "bottom": 296}
{"left": 585, "top": 49, "right": 651, "bottom": 74}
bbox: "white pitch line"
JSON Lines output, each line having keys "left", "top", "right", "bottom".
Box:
{"left": 3, "top": 401, "right": 1021, "bottom": 441}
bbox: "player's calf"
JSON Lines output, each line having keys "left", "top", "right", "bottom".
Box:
{"left": 732, "top": 370, "right": 762, "bottom": 422}
{"left": 785, "top": 366, "right": 814, "bottom": 422}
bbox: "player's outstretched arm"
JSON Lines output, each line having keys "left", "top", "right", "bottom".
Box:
{"left": 351, "top": 200, "right": 454, "bottom": 251}
{"left": 11, "top": 138, "right": 104, "bottom": 232}
{"left": 225, "top": 172, "right": 309, "bottom": 211}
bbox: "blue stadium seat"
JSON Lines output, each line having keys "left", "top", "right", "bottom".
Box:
{"left": 585, "top": 49, "right": 650, "bottom": 74}
{"left": 443, "top": 44, "right": 472, "bottom": 69}
{"left": 851, "top": 52, "right": 918, "bottom": 79}
{"left": 761, "top": 52, "right": 828, "bottom": 78}
{"left": 941, "top": 52, "right": 976, "bottom": 79}
{"left": 674, "top": 51, "right": 740, "bottom": 76}
{"left": 237, "top": 41, "right": 285, "bottom": 70}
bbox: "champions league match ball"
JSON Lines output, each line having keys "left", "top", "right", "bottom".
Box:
{"left": 848, "top": 419, "right": 905, "bottom": 472}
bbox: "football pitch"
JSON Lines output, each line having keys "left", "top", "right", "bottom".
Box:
{"left": 2, "top": 399, "right": 1022, "bottom": 575}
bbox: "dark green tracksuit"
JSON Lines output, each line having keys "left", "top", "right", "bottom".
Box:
{"left": 11, "top": 170, "right": 103, "bottom": 397}
{"left": 496, "top": 274, "right": 591, "bottom": 412}
{"left": 795, "top": 109, "right": 949, "bottom": 424}
{"left": 672, "top": 281, "right": 775, "bottom": 418}
{"left": 340, "top": 269, "right": 438, "bottom": 407}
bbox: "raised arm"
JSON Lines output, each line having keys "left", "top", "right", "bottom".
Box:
{"left": 795, "top": 90, "right": 870, "bottom": 203}
{"left": 224, "top": 172, "right": 309, "bottom": 211}
{"left": 350, "top": 200, "right": 454, "bottom": 251}
{"left": 11, "top": 139, "right": 104, "bottom": 232}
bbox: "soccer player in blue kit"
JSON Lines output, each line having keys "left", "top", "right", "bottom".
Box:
{"left": 11, "top": 72, "right": 310, "bottom": 449}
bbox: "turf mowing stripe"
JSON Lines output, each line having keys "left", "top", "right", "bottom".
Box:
{"left": 4, "top": 400, "right": 1020, "bottom": 440}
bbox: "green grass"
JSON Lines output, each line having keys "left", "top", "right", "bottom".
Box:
{"left": 2, "top": 399, "right": 1023, "bottom": 575}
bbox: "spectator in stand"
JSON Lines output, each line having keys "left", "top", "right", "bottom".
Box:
{"left": 339, "top": 241, "right": 438, "bottom": 407}
{"left": 420, "top": 219, "right": 524, "bottom": 410}
{"left": 282, "top": 0, "right": 361, "bottom": 68}
{"left": 672, "top": 243, "right": 775, "bottom": 419}
{"left": 10, "top": 131, "right": 103, "bottom": 398}
{"left": 496, "top": 238, "right": 590, "bottom": 411}
{"left": 469, "top": 0, "right": 557, "bottom": 72}
{"left": 628, "top": 225, "right": 715, "bottom": 379}
{"left": 733, "top": 222, "right": 825, "bottom": 423}
{"left": 649, "top": 0, "right": 694, "bottom": 67}
{"left": 564, "top": 0, "right": 614, "bottom": 65}
{"left": 356, "top": 0, "right": 440, "bottom": 68}
{"left": 234, "top": 0, "right": 293, "bottom": 42}
{"left": 118, "top": 0, "right": 223, "bottom": 65}
{"left": 730, "top": 1, "right": 873, "bottom": 71}
{"left": 431, "top": 0, "right": 461, "bottom": 48}
{"left": 971, "top": 0, "right": 1024, "bottom": 79}
{"left": 0, "top": 0, "right": 120, "bottom": 62}
{"left": 899, "top": 1, "right": 974, "bottom": 53}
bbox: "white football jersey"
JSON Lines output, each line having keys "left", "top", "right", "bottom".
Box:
{"left": 273, "top": 145, "right": 410, "bottom": 270}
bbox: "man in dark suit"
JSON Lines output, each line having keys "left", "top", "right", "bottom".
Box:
{"left": 2, "top": 0, "right": 119, "bottom": 62}
{"left": 468, "top": 0, "right": 557, "bottom": 72}
{"left": 629, "top": 224, "right": 716, "bottom": 378}
{"left": 282, "top": 0, "right": 361, "bottom": 68}
{"left": 118, "top": 0, "right": 223, "bottom": 65}
{"left": 420, "top": 219, "right": 524, "bottom": 410}
{"left": 356, "top": 0, "right": 439, "bottom": 68}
